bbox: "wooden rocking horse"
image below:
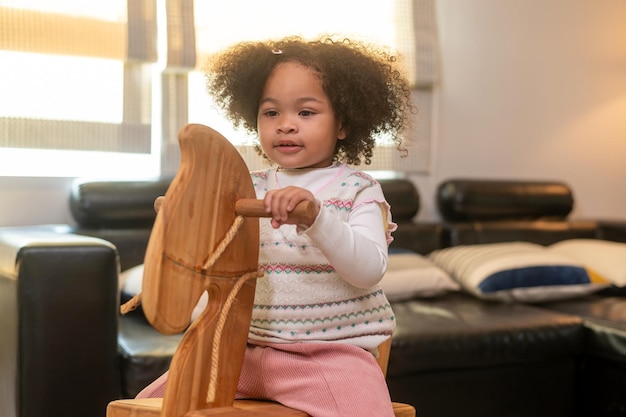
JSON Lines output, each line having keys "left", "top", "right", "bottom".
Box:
{"left": 106, "top": 124, "right": 415, "bottom": 417}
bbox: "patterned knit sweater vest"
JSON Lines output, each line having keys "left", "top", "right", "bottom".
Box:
{"left": 249, "top": 167, "right": 396, "bottom": 352}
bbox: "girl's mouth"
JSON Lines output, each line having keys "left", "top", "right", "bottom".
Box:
{"left": 275, "top": 141, "right": 302, "bottom": 153}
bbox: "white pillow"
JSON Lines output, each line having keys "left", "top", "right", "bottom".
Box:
{"left": 380, "top": 252, "right": 460, "bottom": 301}
{"left": 120, "top": 263, "right": 144, "bottom": 296}
{"left": 428, "top": 242, "right": 610, "bottom": 303}
{"left": 120, "top": 264, "right": 208, "bottom": 322}
{"left": 549, "top": 239, "right": 626, "bottom": 287}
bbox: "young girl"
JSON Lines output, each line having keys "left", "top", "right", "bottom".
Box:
{"left": 137, "top": 35, "right": 412, "bottom": 417}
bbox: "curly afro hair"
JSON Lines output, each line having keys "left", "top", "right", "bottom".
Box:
{"left": 204, "top": 36, "right": 412, "bottom": 165}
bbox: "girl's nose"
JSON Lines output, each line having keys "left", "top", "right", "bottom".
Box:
{"left": 277, "top": 116, "right": 297, "bottom": 133}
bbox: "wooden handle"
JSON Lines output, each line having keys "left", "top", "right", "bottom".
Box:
{"left": 154, "top": 196, "right": 165, "bottom": 212}
{"left": 155, "top": 196, "right": 316, "bottom": 219}
{"left": 235, "top": 199, "right": 317, "bottom": 219}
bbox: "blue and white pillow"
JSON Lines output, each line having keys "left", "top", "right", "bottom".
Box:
{"left": 428, "top": 242, "right": 609, "bottom": 302}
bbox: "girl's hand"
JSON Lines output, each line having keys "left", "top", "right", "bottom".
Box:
{"left": 264, "top": 186, "right": 320, "bottom": 228}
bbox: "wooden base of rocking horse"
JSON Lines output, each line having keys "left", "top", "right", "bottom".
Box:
{"left": 108, "top": 398, "right": 416, "bottom": 417}
{"left": 106, "top": 124, "right": 415, "bottom": 417}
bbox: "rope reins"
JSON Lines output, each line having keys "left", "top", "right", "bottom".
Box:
{"left": 206, "top": 269, "right": 262, "bottom": 402}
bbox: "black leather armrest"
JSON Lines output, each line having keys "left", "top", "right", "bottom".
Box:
{"left": 0, "top": 226, "right": 121, "bottom": 417}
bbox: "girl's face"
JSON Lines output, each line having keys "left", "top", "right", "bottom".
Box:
{"left": 257, "top": 62, "right": 346, "bottom": 169}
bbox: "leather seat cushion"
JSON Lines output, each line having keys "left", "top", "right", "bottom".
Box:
{"left": 541, "top": 295, "right": 626, "bottom": 363}
{"left": 388, "top": 293, "right": 584, "bottom": 376}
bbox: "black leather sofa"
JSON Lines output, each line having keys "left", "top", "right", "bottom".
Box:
{"left": 0, "top": 176, "right": 624, "bottom": 417}
{"left": 410, "top": 179, "right": 626, "bottom": 417}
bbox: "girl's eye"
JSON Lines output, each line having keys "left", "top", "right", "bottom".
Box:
{"left": 299, "top": 110, "right": 314, "bottom": 117}
{"left": 263, "top": 110, "right": 279, "bottom": 117}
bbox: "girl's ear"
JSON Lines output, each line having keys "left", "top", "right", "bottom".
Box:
{"left": 337, "top": 123, "right": 347, "bottom": 141}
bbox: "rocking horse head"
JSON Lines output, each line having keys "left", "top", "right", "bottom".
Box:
{"left": 141, "top": 123, "right": 260, "bottom": 335}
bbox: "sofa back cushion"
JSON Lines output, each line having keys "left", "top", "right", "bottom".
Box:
{"left": 70, "top": 178, "right": 172, "bottom": 229}
{"left": 437, "top": 179, "right": 574, "bottom": 222}
{"left": 436, "top": 179, "right": 598, "bottom": 247}
{"left": 69, "top": 178, "right": 172, "bottom": 270}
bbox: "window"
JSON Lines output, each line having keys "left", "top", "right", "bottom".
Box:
{"left": 0, "top": 0, "right": 439, "bottom": 177}
{"left": 0, "top": 0, "right": 158, "bottom": 178}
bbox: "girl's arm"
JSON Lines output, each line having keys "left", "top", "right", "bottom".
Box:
{"left": 302, "top": 199, "right": 390, "bottom": 289}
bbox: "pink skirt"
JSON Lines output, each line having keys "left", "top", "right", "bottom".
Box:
{"left": 136, "top": 341, "right": 395, "bottom": 417}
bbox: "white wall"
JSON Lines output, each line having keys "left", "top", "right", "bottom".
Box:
{"left": 0, "top": 176, "right": 75, "bottom": 227}
{"left": 413, "top": 0, "right": 626, "bottom": 222}
{"left": 1, "top": 0, "right": 626, "bottom": 226}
